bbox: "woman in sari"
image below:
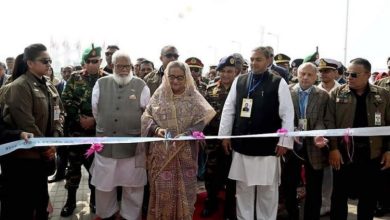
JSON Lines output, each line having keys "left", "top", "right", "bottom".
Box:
{"left": 141, "top": 61, "right": 215, "bottom": 220}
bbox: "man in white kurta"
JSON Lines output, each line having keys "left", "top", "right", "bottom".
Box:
{"left": 91, "top": 51, "right": 150, "bottom": 220}
{"left": 218, "top": 47, "right": 294, "bottom": 220}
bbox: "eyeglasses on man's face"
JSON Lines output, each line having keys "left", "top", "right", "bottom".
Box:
{"left": 85, "top": 59, "right": 100, "bottom": 64}
{"left": 115, "top": 64, "right": 132, "bottom": 70}
{"left": 164, "top": 53, "right": 179, "bottom": 59}
{"left": 345, "top": 71, "right": 360, "bottom": 78}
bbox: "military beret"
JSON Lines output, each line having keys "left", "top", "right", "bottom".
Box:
{"left": 303, "top": 52, "right": 319, "bottom": 63}
{"left": 185, "top": 57, "right": 204, "bottom": 68}
{"left": 316, "top": 58, "right": 339, "bottom": 70}
{"left": 274, "top": 53, "right": 291, "bottom": 64}
{"left": 291, "top": 59, "right": 303, "bottom": 68}
{"left": 81, "top": 43, "right": 102, "bottom": 63}
{"left": 216, "top": 56, "right": 236, "bottom": 71}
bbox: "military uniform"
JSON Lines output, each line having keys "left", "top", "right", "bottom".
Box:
{"left": 60, "top": 44, "right": 108, "bottom": 216}
{"left": 202, "top": 56, "right": 237, "bottom": 219}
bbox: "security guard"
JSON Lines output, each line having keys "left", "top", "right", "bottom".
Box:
{"left": 202, "top": 56, "right": 237, "bottom": 219}
{"left": 61, "top": 44, "right": 108, "bottom": 217}
{"left": 185, "top": 57, "right": 208, "bottom": 96}
{"left": 274, "top": 53, "right": 291, "bottom": 71}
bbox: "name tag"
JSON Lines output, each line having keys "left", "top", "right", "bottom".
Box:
{"left": 54, "top": 105, "right": 61, "bottom": 121}
{"left": 298, "top": 119, "right": 307, "bottom": 131}
{"left": 240, "top": 98, "right": 252, "bottom": 118}
{"left": 375, "top": 112, "right": 381, "bottom": 126}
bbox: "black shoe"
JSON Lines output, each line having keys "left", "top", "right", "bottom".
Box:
{"left": 60, "top": 202, "right": 76, "bottom": 217}
{"left": 374, "top": 206, "right": 386, "bottom": 217}
{"left": 89, "top": 204, "right": 96, "bottom": 213}
{"left": 48, "top": 175, "right": 65, "bottom": 183}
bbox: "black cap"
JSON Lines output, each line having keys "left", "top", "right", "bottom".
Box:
{"left": 291, "top": 59, "right": 303, "bottom": 68}
{"left": 216, "top": 56, "right": 236, "bottom": 71}
{"left": 274, "top": 53, "right": 291, "bottom": 64}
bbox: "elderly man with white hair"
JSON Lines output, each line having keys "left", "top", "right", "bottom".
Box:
{"left": 91, "top": 51, "right": 150, "bottom": 220}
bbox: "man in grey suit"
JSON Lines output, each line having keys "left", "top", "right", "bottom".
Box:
{"left": 283, "top": 62, "right": 330, "bottom": 220}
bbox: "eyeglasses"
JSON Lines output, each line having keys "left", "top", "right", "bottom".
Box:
{"left": 168, "top": 75, "right": 185, "bottom": 81}
{"left": 164, "top": 53, "right": 179, "bottom": 59}
{"left": 345, "top": 71, "right": 360, "bottom": 78}
{"left": 105, "top": 52, "right": 114, "bottom": 56}
{"left": 190, "top": 68, "right": 201, "bottom": 74}
{"left": 115, "top": 64, "right": 132, "bottom": 70}
{"left": 85, "top": 59, "right": 100, "bottom": 64}
{"left": 36, "top": 58, "right": 52, "bottom": 65}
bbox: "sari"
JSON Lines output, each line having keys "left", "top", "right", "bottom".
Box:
{"left": 141, "top": 61, "right": 215, "bottom": 220}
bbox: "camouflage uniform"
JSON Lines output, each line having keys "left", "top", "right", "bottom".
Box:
{"left": 203, "top": 81, "right": 235, "bottom": 216}
{"left": 61, "top": 69, "right": 107, "bottom": 207}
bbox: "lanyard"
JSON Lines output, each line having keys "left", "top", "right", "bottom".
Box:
{"left": 247, "top": 73, "right": 263, "bottom": 97}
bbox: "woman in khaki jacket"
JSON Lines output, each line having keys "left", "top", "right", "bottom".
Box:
{"left": 1, "top": 43, "right": 63, "bottom": 220}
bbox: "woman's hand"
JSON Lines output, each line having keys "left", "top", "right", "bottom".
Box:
{"left": 20, "top": 132, "right": 33, "bottom": 143}
{"left": 156, "top": 128, "right": 167, "bottom": 138}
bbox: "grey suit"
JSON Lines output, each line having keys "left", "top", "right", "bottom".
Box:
{"left": 290, "top": 84, "right": 329, "bottom": 169}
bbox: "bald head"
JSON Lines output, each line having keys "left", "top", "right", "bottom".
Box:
{"left": 298, "top": 62, "right": 318, "bottom": 90}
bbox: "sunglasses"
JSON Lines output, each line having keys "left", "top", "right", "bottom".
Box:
{"left": 190, "top": 68, "right": 201, "bottom": 74}
{"left": 36, "top": 58, "right": 52, "bottom": 65}
{"left": 345, "top": 71, "right": 360, "bottom": 78}
{"left": 85, "top": 59, "right": 100, "bottom": 64}
{"left": 164, "top": 53, "right": 179, "bottom": 59}
{"left": 168, "top": 75, "right": 185, "bottom": 81}
{"left": 105, "top": 52, "right": 114, "bottom": 56}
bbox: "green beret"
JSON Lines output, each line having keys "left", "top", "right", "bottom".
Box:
{"left": 303, "top": 52, "right": 319, "bottom": 63}
{"left": 81, "top": 43, "right": 102, "bottom": 63}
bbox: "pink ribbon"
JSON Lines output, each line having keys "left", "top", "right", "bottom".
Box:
{"left": 277, "top": 128, "right": 288, "bottom": 135}
{"left": 192, "top": 131, "right": 205, "bottom": 139}
{"left": 343, "top": 128, "right": 351, "bottom": 145}
{"left": 85, "top": 143, "right": 104, "bottom": 158}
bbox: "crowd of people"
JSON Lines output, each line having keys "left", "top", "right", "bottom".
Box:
{"left": 0, "top": 42, "right": 389, "bottom": 220}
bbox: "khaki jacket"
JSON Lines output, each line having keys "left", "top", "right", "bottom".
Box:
{"left": 3, "top": 71, "right": 64, "bottom": 137}
{"left": 325, "top": 84, "right": 390, "bottom": 159}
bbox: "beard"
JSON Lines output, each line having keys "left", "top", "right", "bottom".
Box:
{"left": 113, "top": 72, "right": 132, "bottom": 86}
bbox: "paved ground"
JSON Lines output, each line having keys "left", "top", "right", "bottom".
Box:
{"left": 48, "top": 167, "right": 390, "bottom": 220}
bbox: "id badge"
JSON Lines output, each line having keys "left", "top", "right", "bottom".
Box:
{"left": 375, "top": 112, "right": 381, "bottom": 126}
{"left": 298, "top": 119, "right": 307, "bottom": 131}
{"left": 54, "top": 105, "right": 61, "bottom": 121}
{"left": 240, "top": 98, "right": 253, "bottom": 118}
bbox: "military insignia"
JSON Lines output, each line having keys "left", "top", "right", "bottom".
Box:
{"left": 374, "top": 94, "right": 382, "bottom": 104}
{"left": 91, "top": 50, "right": 96, "bottom": 56}
{"left": 278, "top": 54, "right": 283, "bottom": 60}
{"left": 191, "top": 58, "right": 197, "bottom": 64}
{"left": 319, "top": 59, "right": 327, "bottom": 68}
{"left": 229, "top": 58, "right": 235, "bottom": 64}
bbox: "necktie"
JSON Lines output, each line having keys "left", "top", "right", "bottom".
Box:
{"left": 299, "top": 91, "right": 308, "bottom": 118}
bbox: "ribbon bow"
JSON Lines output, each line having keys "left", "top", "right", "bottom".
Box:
{"left": 192, "top": 131, "right": 205, "bottom": 140}
{"left": 277, "top": 128, "right": 288, "bottom": 135}
{"left": 85, "top": 143, "right": 104, "bottom": 158}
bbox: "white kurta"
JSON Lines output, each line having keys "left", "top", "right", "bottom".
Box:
{"left": 218, "top": 76, "right": 294, "bottom": 186}
{"left": 90, "top": 75, "right": 150, "bottom": 192}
